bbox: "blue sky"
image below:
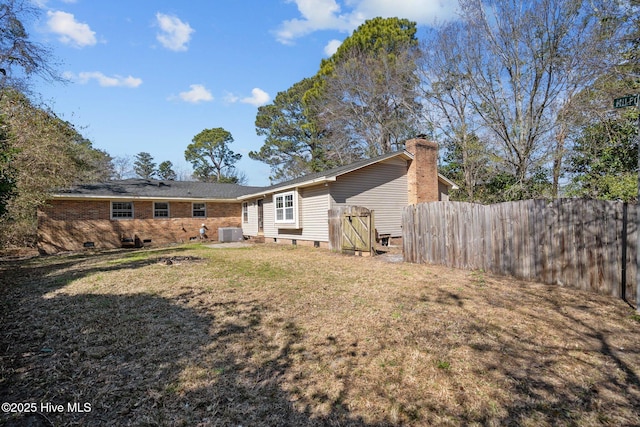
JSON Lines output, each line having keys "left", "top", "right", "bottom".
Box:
{"left": 30, "top": 0, "right": 459, "bottom": 185}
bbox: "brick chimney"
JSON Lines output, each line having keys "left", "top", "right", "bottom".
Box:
{"left": 405, "top": 137, "right": 439, "bottom": 204}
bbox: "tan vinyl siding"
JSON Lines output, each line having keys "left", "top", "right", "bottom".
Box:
{"left": 438, "top": 180, "right": 450, "bottom": 201}
{"left": 297, "top": 185, "right": 329, "bottom": 241}
{"left": 330, "top": 157, "right": 408, "bottom": 236}
{"left": 263, "top": 195, "right": 276, "bottom": 238}
{"left": 263, "top": 186, "right": 330, "bottom": 242}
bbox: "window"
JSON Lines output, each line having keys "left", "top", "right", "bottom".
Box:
{"left": 154, "top": 202, "right": 169, "bottom": 218}
{"left": 111, "top": 201, "right": 133, "bottom": 219}
{"left": 242, "top": 202, "right": 249, "bottom": 223}
{"left": 274, "top": 191, "right": 296, "bottom": 224}
{"left": 192, "top": 203, "right": 206, "bottom": 217}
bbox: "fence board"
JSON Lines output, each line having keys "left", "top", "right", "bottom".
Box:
{"left": 531, "top": 199, "right": 544, "bottom": 280}
{"left": 573, "top": 199, "right": 586, "bottom": 290}
{"left": 614, "top": 202, "right": 625, "bottom": 297}
{"left": 627, "top": 204, "right": 637, "bottom": 305}
{"left": 402, "top": 199, "right": 637, "bottom": 307}
{"left": 605, "top": 202, "right": 615, "bottom": 295}
{"left": 328, "top": 207, "right": 342, "bottom": 252}
{"left": 540, "top": 200, "right": 552, "bottom": 284}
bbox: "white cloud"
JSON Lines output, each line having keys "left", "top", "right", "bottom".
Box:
{"left": 275, "top": 0, "right": 459, "bottom": 44}
{"left": 178, "top": 84, "right": 213, "bottom": 103}
{"left": 34, "top": 0, "right": 76, "bottom": 4}
{"left": 241, "top": 88, "right": 270, "bottom": 107}
{"left": 223, "top": 89, "right": 270, "bottom": 106}
{"left": 276, "top": 0, "right": 354, "bottom": 44}
{"left": 355, "top": 0, "right": 459, "bottom": 24}
{"left": 46, "top": 10, "right": 96, "bottom": 48}
{"left": 324, "top": 39, "right": 342, "bottom": 56}
{"left": 67, "top": 71, "right": 142, "bottom": 88}
{"left": 223, "top": 92, "right": 240, "bottom": 104}
{"left": 156, "top": 13, "right": 194, "bottom": 52}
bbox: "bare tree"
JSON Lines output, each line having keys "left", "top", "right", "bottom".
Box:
{"left": 0, "top": 0, "right": 62, "bottom": 94}
{"left": 173, "top": 162, "right": 194, "bottom": 181}
{"left": 111, "top": 155, "right": 134, "bottom": 180}
{"left": 425, "top": 0, "right": 625, "bottom": 200}
{"left": 315, "top": 45, "right": 425, "bottom": 161}
{"left": 420, "top": 23, "right": 492, "bottom": 201}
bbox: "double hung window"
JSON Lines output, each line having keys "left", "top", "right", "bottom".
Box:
{"left": 154, "top": 202, "right": 169, "bottom": 218}
{"left": 111, "top": 202, "right": 133, "bottom": 219}
{"left": 274, "top": 191, "right": 296, "bottom": 224}
{"left": 192, "top": 203, "right": 206, "bottom": 217}
{"left": 242, "top": 202, "right": 249, "bottom": 223}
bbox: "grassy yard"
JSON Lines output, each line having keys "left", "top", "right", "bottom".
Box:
{"left": 1, "top": 243, "right": 639, "bottom": 426}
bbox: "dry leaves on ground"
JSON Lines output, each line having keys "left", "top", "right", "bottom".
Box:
{"left": 1, "top": 243, "right": 639, "bottom": 426}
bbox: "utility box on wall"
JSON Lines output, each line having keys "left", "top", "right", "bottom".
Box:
{"left": 218, "top": 227, "right": 243, "bottom": 242}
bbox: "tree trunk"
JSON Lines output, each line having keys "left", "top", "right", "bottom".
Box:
{"left": 552, "top": 127, "right": 566, "bottom": 198}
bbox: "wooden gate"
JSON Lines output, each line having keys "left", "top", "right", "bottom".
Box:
{"left": 328, "top": 206, "right": 376, "bottom": 256}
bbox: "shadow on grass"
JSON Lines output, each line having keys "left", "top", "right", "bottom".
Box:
{"left": 0, "top": 246, "right": 195, "bottom": 294}
{"left": 434, "top": 280, "right": 640, "bottom": 426}
{"left": 0, "top": 253, "right": 388, "bottom": 426}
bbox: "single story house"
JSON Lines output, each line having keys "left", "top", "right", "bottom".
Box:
{"left": 37, "top": 137, "right": 457, "bottom": 253}
{"left": 237, "top": 138, "right": 456, "bottom": 246}
{"left": 37, "top": 181, "right": 263, "bottom": 254}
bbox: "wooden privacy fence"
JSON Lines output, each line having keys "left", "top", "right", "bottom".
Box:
{"left": 403, "top": 199, "right": 637, "bottom": 306}
{"left": 328, "top": 206, "right": 376, "bottom": 256}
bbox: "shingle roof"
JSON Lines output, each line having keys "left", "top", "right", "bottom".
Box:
{"left": 54, "top": 150, "right": 457, "bottom": 200}
{"left": 248, "top": 150, "right": 409, "bottom": 195}
{"left": 53, "top": 152, "right": 409, "bottom": 201}
{"left": 55, "top": 179, "right": 266, "bottom": 200}
{"left": 245, "top": 149, "right": 458, "bottom": 195}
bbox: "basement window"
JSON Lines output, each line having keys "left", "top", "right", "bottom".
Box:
{"left": 111, "top": 201, "right": 133, "bottom": 219}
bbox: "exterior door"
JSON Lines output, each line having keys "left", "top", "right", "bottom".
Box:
{"left": 257, "top": 199, "right": 264, "bottom": 233}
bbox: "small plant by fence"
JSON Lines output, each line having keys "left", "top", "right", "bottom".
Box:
{"left": 402, "top": 199, "right": 637, "bottom": 307}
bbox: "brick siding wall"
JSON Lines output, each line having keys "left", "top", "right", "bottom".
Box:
{"left": 38, "top": 199, "right": 242, "bottom": 253}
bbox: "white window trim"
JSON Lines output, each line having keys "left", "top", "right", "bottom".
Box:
{"left": 154, "top": 201, "right": 170, "bottom": 218}
{"left": 274, "top": 190, "right": 299, "bottom": 227}
{"left": 192, "top": 202, "right": 207, "bottom": 218}
{"left": 111, "top": 201, "right": 134, "bottom": 220}
{"left": 242, "top": 202, "right": 249, "bottom": 223}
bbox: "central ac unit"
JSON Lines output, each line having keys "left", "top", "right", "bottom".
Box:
{"left": 218, "top": 227, "right": 243, "bottom": 242}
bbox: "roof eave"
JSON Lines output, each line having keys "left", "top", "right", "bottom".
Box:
{"left": 437, "top": 174, "right": 459, "bottom": 190}
{"left": 50, "top": 194, "right": 241, "bottom": 203}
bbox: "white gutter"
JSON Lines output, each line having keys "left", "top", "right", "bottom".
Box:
{"left": 50, "top": 194, "right": 241, "bottom": 203}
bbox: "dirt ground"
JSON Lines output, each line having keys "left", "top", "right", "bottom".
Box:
{"left": 1, "top": 243, "right": 639, "bottom": 426}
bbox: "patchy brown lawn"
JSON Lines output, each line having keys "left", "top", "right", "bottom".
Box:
{"left": 1, "top": 243, "right": 639, "bottom": 426}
